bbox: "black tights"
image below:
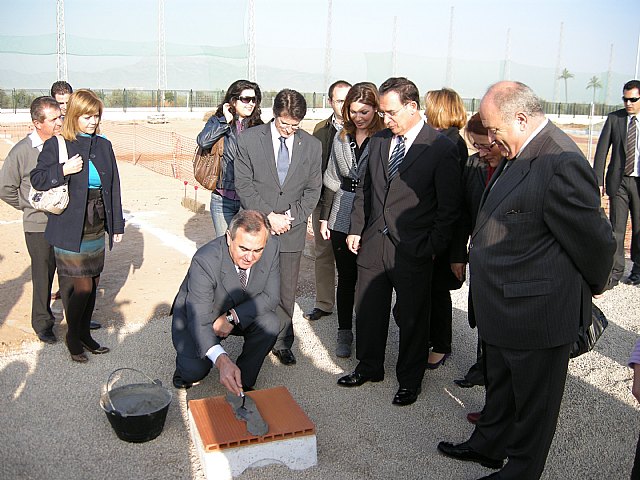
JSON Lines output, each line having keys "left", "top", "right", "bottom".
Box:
{"left": 60, "top": 275, "right": 100, "bottom": 355}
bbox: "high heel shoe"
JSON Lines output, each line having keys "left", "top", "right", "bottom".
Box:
{"left": 426, "top": 352, "right": 450, "bottom": 370}
{"left": 81, "top": 342, "right": 110, "bottom": 354}
{"left": 71, "top": 353, "right": 88, "bottom": 363}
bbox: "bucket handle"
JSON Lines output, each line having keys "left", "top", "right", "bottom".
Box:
{"left": 104, "top": 367, "right": 162, "bottom": 414}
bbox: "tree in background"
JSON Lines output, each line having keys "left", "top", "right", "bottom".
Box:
{"left": 558, "top": 68, "right": 574, "bottom": 103}
{"left": 586, "top": 76, "right": 603, "bottom": 104}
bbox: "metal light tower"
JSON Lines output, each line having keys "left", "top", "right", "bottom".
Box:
{"left": 445, "top": 6, "right": 454, "bottom": 87}
{"left": 323, "top": 0, "right": 333, "bottom": 95}
{"left": 605, "top": 43, "right": 614, "bottom": 105}
{"left": 553, "top": 22, "right": 564, "bottom": 103}
{"left": 56, "top": 0, "right": 68, "bottom": 81}
{"left": 391, "top": 16, "right": 398, "bottom": 76}
{"left": 157, "top": 0, "right": 167, "bottom": 101}
{"left": 247, "top": 0, "right": 256, "bottom": 81}
{"left": 503, "top": 28, "right": 511, "bottom": 80}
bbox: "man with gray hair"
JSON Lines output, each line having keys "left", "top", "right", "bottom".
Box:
{"left": 0, "top": 96, "right": 63, "bottom": 344}
{"left": 438, "top": 81, "right": 615, "bottom": 479}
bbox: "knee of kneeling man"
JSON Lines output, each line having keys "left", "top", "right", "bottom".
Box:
{"left": 258, "top": 312, "right": 280, "bottom": 337}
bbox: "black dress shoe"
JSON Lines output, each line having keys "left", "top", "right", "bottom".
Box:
{"left": 37, "top": 330, "right": 57, "bottom": 345}
{"left": 454, "top": 378, "right": 477, "bottom": 388}
{"left": 337, "top": 371, "right": 383, "bottom": 387}
{"left": 392, "top": 387, "right": 421, "bottom": 406}
{"left": 477, "top": 473, "right": 500, "bottom": 479}
{"left": 303, "top": 308, "right": 332, "bottom": 321}
{"left": 624, "top": 273, "right": 640, "bottom": 285}
{"left": 437, "top": 441, "right": 503, "bottom": 469}
{"left": 70, "top": 353, "right": 88, "bottom": 363}
{"left": 81, "top": 342, "right": 110, "bottom": 354}
{"left": 172, "top": 370, "right": 193, "bottom": 389}
{"left": 272, "top": 348, "right": 296, "bottom": 365}
{"left": 89, "top": 321, "right": 101, "bottom": 330}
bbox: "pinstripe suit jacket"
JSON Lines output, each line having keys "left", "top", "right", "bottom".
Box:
{"left": 469, "top": 121, "right": 615, "bottom": 350}
{"left": 593, "top": 108, "right": 633, "bottom": 195}
{"left": 349, "top": 123, "right": 461, "bottom": 269}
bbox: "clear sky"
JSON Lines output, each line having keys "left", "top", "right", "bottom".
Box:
{"left": 1, "top": 0, "right": 638, "bottom": 103}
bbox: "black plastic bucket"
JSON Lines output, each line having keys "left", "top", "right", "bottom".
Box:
{"left": 100, "top": 368, "right": 172, "bottom": 443}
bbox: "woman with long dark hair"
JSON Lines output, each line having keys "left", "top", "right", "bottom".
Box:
{"left": 319, "top": 82, "right": 384, "bottom": 357}
{"left": 197, "top": 79, "right": 264, "bottom": 236}
{"left": 31, "top": 89, "right": 124, "bottom": 363}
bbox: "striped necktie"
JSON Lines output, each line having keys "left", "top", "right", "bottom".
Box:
{"left": 238, "top": 268, "right": 247, "bottom": 290}
{"left": 388, "top": 136, "right": 406, "bottom": 180}
{"left": 625, "top": 116, "right": 637, "bottom": 176}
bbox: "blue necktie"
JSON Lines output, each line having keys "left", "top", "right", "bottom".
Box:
{"left": 277, "top": 136, "right": 289, "bottom": 185}
{"left": 388, "top": 136, "right": 405, "bottom": 180}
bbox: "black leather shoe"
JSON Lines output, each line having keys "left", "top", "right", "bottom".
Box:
{"left": 303, "top": 308, "right": 331, "bottom": 321}
{"left": 392, "top": 387, "right": 421, "bottom": 406}
{"left": 81, "top": 342, "right": 110, "bottom": 354}
{"left": 173, "top": 371, "right": 193, "bottom": 389}
{"left": 337, "top": 371, "right": 383, "bottom": 387}
{"left": 437, "top": 441, "right": 503, "bottom": 469}
{"left": 454, "top": 378, "right": 477, "bottom": 388}
{"left": 89, "top": 321, "right": 101, "bottom": 330}
{"left": 624, "top": 273, "right": 640, "bottom": 285}
{"left": 37, "top": 330, "right": 56, "bottom": 344}
{"left": 477, "top": 473, "right": 500, "bottom": 479}
{"left": 272, "top": 348, "right": 296, "bottom": 365}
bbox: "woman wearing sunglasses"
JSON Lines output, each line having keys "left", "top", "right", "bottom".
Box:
{"left": 197, "top": 80, "right": 264, "bottom": 236}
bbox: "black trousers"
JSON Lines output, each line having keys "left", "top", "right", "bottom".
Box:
{"left": 24, "top": 232, "right": 56, "bottom": 335}
{"left": 469, "top": 342, "right": 571, "bottom": 480}
{"left": 274, "top": 251, "right": 302, "bottom": 350}
{"left": 330, "top": 230, "right": 357, "bottom": 331}
{"left": 610, "top": 176, "right": 640, "bottom": 281}
{"left": 175, "top": 311, "right": 279, "bottom": 388}
{"left": 354, "top": 235, "right": 432, "bottom": 388}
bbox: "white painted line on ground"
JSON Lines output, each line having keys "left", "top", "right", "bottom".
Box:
{"left": 124, "top": 211, "right": 196, "bottom": 258}
{"left": 0, "top": 219, "right": 22, "bottom": 225}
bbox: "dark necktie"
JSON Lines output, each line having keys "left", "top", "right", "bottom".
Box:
{"left": 625, "top": 116, "right": 637, "bottom": 176}
{"left": 238, "top": 268, "right": 247, "bottom": 290}
{"left": 277, "top": 136, "right": 289, "bottom": 185}
{"left": 388, "top": 136, "right": 406, "bottom": 180}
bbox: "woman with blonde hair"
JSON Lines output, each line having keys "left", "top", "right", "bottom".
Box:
{"left": 319, "top": 82, "right": 384, "bottom": 357}
{"left": 423, "top": 87, "right": 468, "bottom": 369}
{"left": 31, "top": 89, "right": 124, "bottom": 363}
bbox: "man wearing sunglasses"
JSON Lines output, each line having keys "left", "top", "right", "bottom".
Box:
{"left": 594, "top": 79, "right": 640, "bottom": 287}
{"left": 235, "top": 89, "right": 322, "bottom": 366}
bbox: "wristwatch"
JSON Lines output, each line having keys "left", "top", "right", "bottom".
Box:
{"left": 226, "top": 312, "right": 235, "bottom": 325}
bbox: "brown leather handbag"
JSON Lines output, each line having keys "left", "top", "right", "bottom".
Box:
{"left": 193, "top": 136, "right": 224, "bottom": 190}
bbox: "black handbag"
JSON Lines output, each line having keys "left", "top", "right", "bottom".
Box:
{"left": 569, "top": 303, "right": 608, "bottom": 358}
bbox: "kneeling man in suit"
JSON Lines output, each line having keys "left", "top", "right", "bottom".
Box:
{"left": 171, "top": 210, "right": 280, "bottom": 395}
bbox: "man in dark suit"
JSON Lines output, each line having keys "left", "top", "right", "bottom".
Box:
{"left": 304, "top": 80, "right": 351, "bottom": 322}
{"left": 438, "top": 81, "right": 615, "bottom": 479}
{"left": 235, "top": 89, "right": 322, "bottom": 366}
{"left": 338, "top": 77, "right": 461, "bottom": 406}
{"left": 594, "top": 79, "right": 640, "bottom": 287}
{"left": 171, "top": 210, "right": 280, "bottom": 395}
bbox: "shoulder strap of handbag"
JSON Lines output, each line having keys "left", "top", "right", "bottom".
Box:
{"left": 56, "top": 135, "right": 68, "bottom": 164}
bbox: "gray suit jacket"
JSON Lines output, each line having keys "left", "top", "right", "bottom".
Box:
{"left": 470, "top": 122, "right": 615, "bottom": 350}
{"left": 234, "top": 121, "right": 322, "bottom": 252}
{"left": 171, "top": 235, "right": 280, "bottom": 359}
{"left": 593, "top": 108, "right": 633, "bottom": 195}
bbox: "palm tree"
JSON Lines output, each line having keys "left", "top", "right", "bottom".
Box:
{"left": 558, "top": 68, "right": 574, "bottom": 103}
{"left": 586, "top": 76, "right": 603, "bottom": 104}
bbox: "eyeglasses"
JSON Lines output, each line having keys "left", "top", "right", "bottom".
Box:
{"left": 472, "top": 141, "right": 496, "bottom": 151}
{"left": 622, "top": 97, "right": 640, "bottom": 103}
{"left": 277, "top": 117, "right": 301, "bottom": 130}
{"left": 377, "top": 104, "right": 409, "bottom": 119}
{"left": 238, "top": 96, "right": 257, "bottom": 104}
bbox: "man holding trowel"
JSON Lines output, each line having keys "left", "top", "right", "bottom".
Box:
{"left": 171, "top": 210, "right": 280, "bottom": 395}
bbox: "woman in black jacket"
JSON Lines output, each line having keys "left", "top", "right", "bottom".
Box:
{"left": 423, "top": 87, "right": 468, "bottom": 369}
{"left": 31, "top": 89, "right": 124, "bottom": 363}
{"left": 196, "top": 79, "right": 263, "bottom": 237}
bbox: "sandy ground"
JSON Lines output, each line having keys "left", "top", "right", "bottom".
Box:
{"left": 0, "top": 121, "right": 639, "bottom": 479}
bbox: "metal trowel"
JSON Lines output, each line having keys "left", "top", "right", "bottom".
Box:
{"left": 225, "top": 391, "right": 268, "bottom": 436}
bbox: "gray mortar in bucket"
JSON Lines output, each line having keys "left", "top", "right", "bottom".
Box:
{"left": 103, "top": 383, "right": 171, "bottom": 416}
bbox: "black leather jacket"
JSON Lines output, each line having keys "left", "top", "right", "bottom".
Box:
{"left": 196, "top": 114, "right": 242, "bottom": 191}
